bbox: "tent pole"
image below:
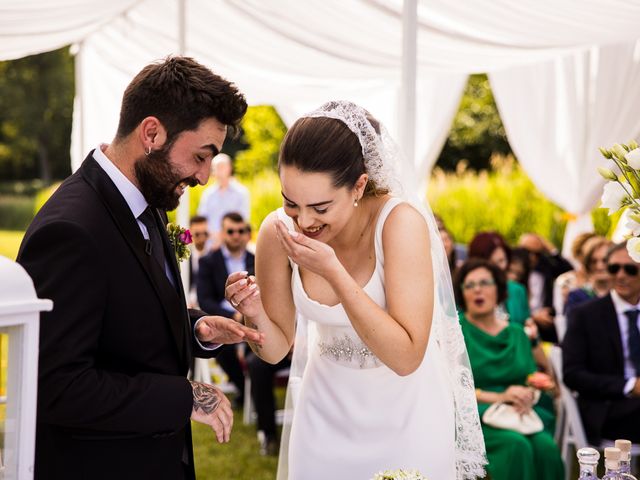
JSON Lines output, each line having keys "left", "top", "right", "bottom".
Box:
{"left": 399, "top": 0, "right": 418, "bottom": 172}
{"left": 73, "top": 42, "right": 85, "bottom": 173}
{"left": 176, "top": 0, "right": 191, "bottom": 289}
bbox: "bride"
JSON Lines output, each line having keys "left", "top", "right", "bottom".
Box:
{"left": 226, "top": 101, "right": 486, "bottom": 479}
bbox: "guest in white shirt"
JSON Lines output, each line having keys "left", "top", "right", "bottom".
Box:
{"left": 197, "top": 153, "right": 250, "bottom": 249}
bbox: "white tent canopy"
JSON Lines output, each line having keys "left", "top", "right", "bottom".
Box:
{"left": 3, "top": 0, "right": 640, "bottom": 252}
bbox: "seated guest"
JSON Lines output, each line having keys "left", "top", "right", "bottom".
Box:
{"left": 563, "top": 241, "right": 640, "bottom": 443}
{"left": 564, "top": 238, "right": 611, "bottom": 315}
{"left": 468, "top": 232, "right": 530, "bottom": 326}
{"left": 454, "top": 259, "right": 564, "bottom": 480}
{"left": 508, "top": 247, "right": 531, "bottom": 287}
{"left": 187, "top": 215, "right": 209, "bottom": 308}
{"left": 439, "top": 226, "right": 460, "bottom": 274}
{"left": 518, "top": 233, "right": 573, "bottom": 342}
{"left": 554, "top": 233, "right": 604, "bottom": 314}
{"left": 197, "top": 212, "right": 253, "bottom": 406}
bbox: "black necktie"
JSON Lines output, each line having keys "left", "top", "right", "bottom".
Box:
{"left": 138, "top": 207, "right": 169, "bottom": 275}
{"left": 624, "top": 309, "right": 640, "bottom": 375}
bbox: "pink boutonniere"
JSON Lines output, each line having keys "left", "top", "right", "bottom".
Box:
{"left": 166, "top": 222, "right": 192, "bottom": 263}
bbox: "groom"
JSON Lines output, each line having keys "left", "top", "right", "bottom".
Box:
{"left": 17, "top": 56, "right": 262, "bottom": 479}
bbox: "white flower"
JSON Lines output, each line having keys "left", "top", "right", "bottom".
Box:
{"left": 625, "top": 148, "right": 640, "bottom": 170}
{"left": 601, "top": 181, "right": 630, "bottom": 215}
{"left": 627, "top": 218, "right": 640, "bottom": 237}
{"left": 597, "top": 167, "right": 618, "bottom": 181}
{"left": 627, "top": 237, "right": 640, "bottom": 263}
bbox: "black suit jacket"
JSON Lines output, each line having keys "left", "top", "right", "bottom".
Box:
{"left": 197, "top": 248, "right": 255, "bottom": 318}
{"left": 17, "top": 154, "right": 218, "bottom": 479}
{"left": 562, "top": 293, "right": 627, "bottom": 441}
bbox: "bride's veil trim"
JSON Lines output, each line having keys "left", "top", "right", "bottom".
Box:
{"left": 276, "top": 101, "right": 487, "bottom": 479}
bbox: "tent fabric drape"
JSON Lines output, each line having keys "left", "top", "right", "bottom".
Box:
{"left": 490, "top": 40, "right": 640, "bottom": 251}
{"left": 3, "top": 0, "right": 640, "bottom": 248}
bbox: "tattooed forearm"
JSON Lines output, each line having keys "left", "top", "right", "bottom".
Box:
{"left": 244, "top": 317, "right": 262, "bottom": 350}
{"left": 191, "top": 381, "right": 221, "bottom": 414}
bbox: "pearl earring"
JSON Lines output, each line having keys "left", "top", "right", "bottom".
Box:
{"left": 354, "top": 199, "right": 359, "bottom": 207}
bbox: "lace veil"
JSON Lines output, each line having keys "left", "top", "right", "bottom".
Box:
{"left": 276, "top": 100, "right": 487, "bottom": 479}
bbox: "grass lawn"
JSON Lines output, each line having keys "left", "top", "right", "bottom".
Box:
{"left": 192, "top": 410, "right": 278, "bottom": 479}
{"left": 0, "top": 230, "right": 24, "bottom": 260}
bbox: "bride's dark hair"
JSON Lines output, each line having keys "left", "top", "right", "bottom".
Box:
{"left": 278, "top": 116, "right": 389, "bottom": 197}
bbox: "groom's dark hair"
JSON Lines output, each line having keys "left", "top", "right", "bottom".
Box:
{"left": 115, "top": 56, "right": 247, "bottom": 144}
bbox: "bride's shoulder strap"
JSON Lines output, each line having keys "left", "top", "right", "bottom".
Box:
{"left": 374, "top": 197, "right": 404, "bottom": 264}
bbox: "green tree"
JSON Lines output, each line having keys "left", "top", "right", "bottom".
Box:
{"left": 0, "top": 48, "right": 74, "bottom": 183}
{"left": 233, "top": 106, "right": 286, "bottom": 178}
{"left": 436, "top": 74, "right": 512, "bottom": 171}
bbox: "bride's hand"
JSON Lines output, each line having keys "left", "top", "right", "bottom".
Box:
{"left": 225, "top": 271, "right": 263, "bottom": 318}
{"left": 275, "top": 220, "right": 341, "bottom": 278}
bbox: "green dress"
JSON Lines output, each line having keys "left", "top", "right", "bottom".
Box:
{"left": 460, "top": 313, "right": 564, "bottom": 480}
{"left": 505, "top": 279, "right": 530, "bottom": 325}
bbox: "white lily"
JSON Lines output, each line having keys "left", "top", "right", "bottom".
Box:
{"left": 627, "top": 237, "right": 640, "bottom": 263}
{"left": 601, "top": 181, "right": 630, "bottom": 215}
{"left": 625, "top": 148, "right": 640, "bottom": 170}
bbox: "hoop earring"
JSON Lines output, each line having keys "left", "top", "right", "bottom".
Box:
{"left": 145, "top": 146, "right": 152, "bottom": 156}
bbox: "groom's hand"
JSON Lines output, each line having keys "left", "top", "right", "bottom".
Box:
{"left": 195, "top": 315, "right": 265, "bottom": 346}
{"left": 190, "top": 381, "right": 233, "bottom": 443}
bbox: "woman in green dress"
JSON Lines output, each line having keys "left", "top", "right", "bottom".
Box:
{"left": 453, "top": 259, "right": 564, "bottom": 480}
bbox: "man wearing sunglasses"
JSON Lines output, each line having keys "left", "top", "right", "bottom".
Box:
{"left": 197, "top": 212, "right": 253, "bottom": 409}
{"left": 563, "top": 242, "right": 640, "bottom": 444}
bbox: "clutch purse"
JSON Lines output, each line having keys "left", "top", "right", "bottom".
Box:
{"left": 482, "top": 390, "right": 543, "bottom": 435}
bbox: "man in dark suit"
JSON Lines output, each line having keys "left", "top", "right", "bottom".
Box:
{"left": 198, "top": 212, "right": 290, "bottom": 455}
{"left": 563, "top": 241, "right": 640, "bottom": 443}
{"left": 198, "top": 212, "right": 254, "bottom": 407}
{"left": 17, "top": 56, "right": 263, "bottom": 479}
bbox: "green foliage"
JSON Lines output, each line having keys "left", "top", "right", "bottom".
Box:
{"left": 0, "top": 48, "right": 74, "bottom": 182}
{"left": 0, "top": 230, "right": 24, "bottom": 260}
{"left": 436, "top": 74, "right": 512, "bottom": 171}
{"left": 234, "top": 106, "right": 286, "bottom": 179}
{"left": 34, "top": 182, "right": 62, "bottom": 214}
{"left": 0, "top": 195, "right": 34, "bottom": 230}
{"left": 429, "top": 157, "right": 567, "bottom": 247}
{"left": 244, "top": 170, "right": 282, "bottom": 230}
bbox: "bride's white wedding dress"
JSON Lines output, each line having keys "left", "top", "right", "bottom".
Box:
{"left": 277, "top": 198, "right": 456, "bottom": 480}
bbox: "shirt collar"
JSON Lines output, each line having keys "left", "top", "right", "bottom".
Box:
{"left": 220, "top": 244, "right": 246, "bottom": 261}
{"left": 610, "top": 289, "right": 640, "bottom": 314}
{"left": 92, "top": 144, "right": 148, "bottom": 219}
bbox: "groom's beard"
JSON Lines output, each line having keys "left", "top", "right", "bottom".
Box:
{"left": 134, "top": 146, "right": 196, "bottom": 211}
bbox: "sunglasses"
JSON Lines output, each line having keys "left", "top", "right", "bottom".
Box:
{"left": 462, "top": 279, "right": 496, "bottom": 290}
{"left": 226, "top": 227, "right": 249, "bottom": 235}
{"left": 192, "top": 231, "right": 209, "bottom": 238}
{"left": 607, "top": 263, "right": 639, "bottom": 276}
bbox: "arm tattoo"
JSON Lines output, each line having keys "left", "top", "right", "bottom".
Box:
{"left": 191, "top": 382, "right": 221, "bottom": 414}
{"left": 245, "top": 318, "right": 262, "bottom": 350}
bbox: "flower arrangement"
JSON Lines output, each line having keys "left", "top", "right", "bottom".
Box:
{"left": 598, "top": 141, "right": 640, "bottom": 261}
{"left": 166, "top": 222, "right": 192, "bottom": 263}
{"left": 371, "top": 470, "right": 428, "bottom": 480}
